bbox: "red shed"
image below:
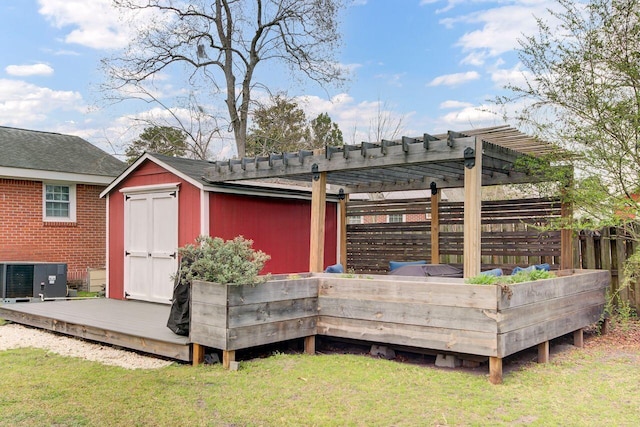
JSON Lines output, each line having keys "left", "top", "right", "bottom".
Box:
{"left": 100, "top": 153, "right": 339, "bottom": 303}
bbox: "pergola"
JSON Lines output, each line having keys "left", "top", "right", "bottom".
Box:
{"left": 203, "top": 125, "right": 572, "bottom": 277}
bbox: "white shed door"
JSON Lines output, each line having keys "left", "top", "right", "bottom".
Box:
{"left": 124, "top": 190, "right": 178, "bottom": 303}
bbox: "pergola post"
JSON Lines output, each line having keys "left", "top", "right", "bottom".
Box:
{"left": 339, "top": 194, "right": 348, "bottom": 269}
{"left": 560, "top": 200, "right": 574, "bottom": 270}
{"left": 463, "top": 138, "right": 482, "bottom": 278}
{"left": 430, "top": 190, "right": 440, "bottom": 264}
{"left": 309, "top": 171, "right": 327, "bottom": 272}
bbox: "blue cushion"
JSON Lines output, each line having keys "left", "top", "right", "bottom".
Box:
{"left": 511, "top": 263, "right": 550, "bottom": 275}
{"left": 389, "top": 260, "right": 427, "bottom": 271}
{"left": 324, "top": 263, "right": 344, "bottom": 273}
{"left": 480, "top": 268, "right": 503, "bottom": 277}
{"left": 535, "top": 263, "right": 550, "bottom": 271}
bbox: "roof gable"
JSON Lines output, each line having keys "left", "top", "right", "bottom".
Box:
{"left": 0, "top": 126, "right": 125, "bottom": 178}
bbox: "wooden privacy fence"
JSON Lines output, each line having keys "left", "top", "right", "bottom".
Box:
{"left": 346, "top": 197, "right": 639, "bottom": 309}
{"left": 578, "top": 227, "right": 639, "bottom": 310}
{"left": 347, "top": 197, "right": 562, "bottom": 274}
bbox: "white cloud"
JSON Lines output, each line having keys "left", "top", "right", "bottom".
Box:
{"left": 0, "top": 79, "right": 84, "bottom": 126}
{"left": 5, "top": 64, "right": 54, "bottom": 77}
{"left": 439, "top": 100, "right": 473, "bottom": 109}
{"left": 428, "top": 71, "right": 480, "bottom": 87}
{"left": 374, "top": 72, "right": 406, "bottom": 88}
{"left": 437, "top": 103, "right": 502, "bottom": 129}
{"left": 447, "top": 2, "right": 554, "bottom": 64}
{"left": 460, "top": 51, "right": 487, "bottom": 67}
{"left": 490, "top": 62, "right": 532, "bottom": 89}
{"left": 296, "top": 93, "right": 413, "bottom": 143}
{"left": 38, "top": 0, "right": 130, "bottom": 49}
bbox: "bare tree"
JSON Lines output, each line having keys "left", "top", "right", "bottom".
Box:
{"left": 367, "top": 99, "right": 404, "bottom": 143}
{"left": 103, "top": 0, "right": 347, "bottom": 158}
{"left": 344, "top": 100, "right": 405, "bottom": 145}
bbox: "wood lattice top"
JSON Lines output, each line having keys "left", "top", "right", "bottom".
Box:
{"left": 203, "top": 125, "right": 564, "bottom": 193}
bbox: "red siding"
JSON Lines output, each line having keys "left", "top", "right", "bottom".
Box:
{"left": 209, "top": 193, "right": 337, "bottom": 274}
{"left": 0, "top": 178, "right": 107, "bottom": 281}
{"left": 107, "top": 160, "right": 202, "bottom": 299}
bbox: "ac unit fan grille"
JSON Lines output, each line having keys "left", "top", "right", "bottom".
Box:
{"left": 5, "top": 265, "right": 34, "bottom": 298}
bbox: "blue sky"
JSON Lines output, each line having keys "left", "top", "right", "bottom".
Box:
{"left": 0, "top": 0, "right": 555, "bottom": 159}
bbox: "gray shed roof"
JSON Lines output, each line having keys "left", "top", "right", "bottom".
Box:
{"left": 150, "top": 153, "right": 216, "bottom": 184}
{"left": 0, "top": 126, "right": 125, "bottom": 177}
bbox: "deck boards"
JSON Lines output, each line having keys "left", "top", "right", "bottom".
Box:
{"left": 0, "top": 299, "right": 191, "bottom": 361}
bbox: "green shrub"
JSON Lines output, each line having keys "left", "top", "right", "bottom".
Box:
{"left": 176, "top": 235, "right": 270, "bottom": 286}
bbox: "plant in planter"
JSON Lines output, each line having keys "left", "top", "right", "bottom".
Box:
{"left": 177, "top": 235, "right": 270, "bottom": 286}
{"left": 466, "top": 269, "right": 557, "bottom": 300}
{"left": 466, "top": 269, "right": 556, "bottom": 285}
{"left": 167, "top": 235, "right": 270, "bottom": 336}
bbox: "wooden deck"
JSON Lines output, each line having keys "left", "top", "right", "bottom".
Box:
{"left": 0, "top": 299, "right": 191, "bottom": 361}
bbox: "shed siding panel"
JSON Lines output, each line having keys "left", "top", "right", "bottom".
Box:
{"left": 210, "top": 193, "right": 337, "bottom": 274}
{"left": 107, "top": 160, "right": 201, "bottom": 299}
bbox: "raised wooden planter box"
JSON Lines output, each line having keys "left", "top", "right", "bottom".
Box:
{"left": 190, "top": 275, "right": 318, "bottom": 367}
{"left": 317, "top": 269, "right": 610, "bottom": 383}
{"left": 190, "top": 269, "right": 609, "bottom": 383}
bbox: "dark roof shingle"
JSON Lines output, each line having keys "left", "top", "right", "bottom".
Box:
{"left": 0, "top": 126, "right": 125, "bottom": 177}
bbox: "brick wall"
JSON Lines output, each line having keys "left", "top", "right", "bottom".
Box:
{"left": 0, "top": 179, "right": 107, "bottom": 281}
{"left": 358, "top": 213, "right": 427, "bottom": 224}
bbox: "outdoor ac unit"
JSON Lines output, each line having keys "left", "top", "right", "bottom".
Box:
{"left": 0, "top": 262, "right": 67, "bottom": 302}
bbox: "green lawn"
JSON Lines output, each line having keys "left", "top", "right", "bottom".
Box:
{"left": 1, "top": 334, "right": 639, "bottom": 427}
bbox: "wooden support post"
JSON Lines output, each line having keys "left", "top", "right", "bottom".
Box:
{"left": 309, "top": 172, "right": 327, "bottom": 273}
{"left": 538, "top": 340, "right": 550, "bottom": 363}
{"left": 489, "top": 357, "right": 503, "bottom": 385}
{"left": 464, "top": 138, "right": 482, "bottom": 278}
{"left": 430, "top": 191, "right": 440, "bottom": 264}
{"left": 573, "top": 328, "right": 584, "bottom": 348}
{"left": 222, "top": 350, "right": 235, "bottom": 370}
{"left": 304, "top": 336, "right": 316, "bottom": 355}
{"left": 339, "top": 195, "right": 348, "bottom": 270}
{"left": 560, "top": 188, "right": 574, "bottom": 270}
{"left": 192, "top": 343, "right": 205, "bottom": 367}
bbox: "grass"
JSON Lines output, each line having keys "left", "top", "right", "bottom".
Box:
{"left": 75, "top": 291, "right": 100, "bottom": 298}
{"left": 1, "top": 338, "right": 639, "bottom": 427}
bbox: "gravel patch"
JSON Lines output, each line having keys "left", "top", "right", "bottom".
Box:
{"left": 0, "top": 323, "right": 173, "bottom": 370}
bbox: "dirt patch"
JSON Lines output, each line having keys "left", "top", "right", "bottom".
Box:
{"left": 585, "top": 318, "right": 640, "bottom": 350}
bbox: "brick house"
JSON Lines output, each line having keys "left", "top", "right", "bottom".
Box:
{"left": 0, "top": 126, "right": 125, "bottom": 283}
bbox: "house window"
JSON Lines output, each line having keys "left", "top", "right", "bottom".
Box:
{"left": 43, "top": 183, "right": 76, "bottom": 222}
{"left": 388, "top": 214, "right": 404, "bottom": 223}
{"left": 347, "top": 215, "right": 363, "bottom": 225}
